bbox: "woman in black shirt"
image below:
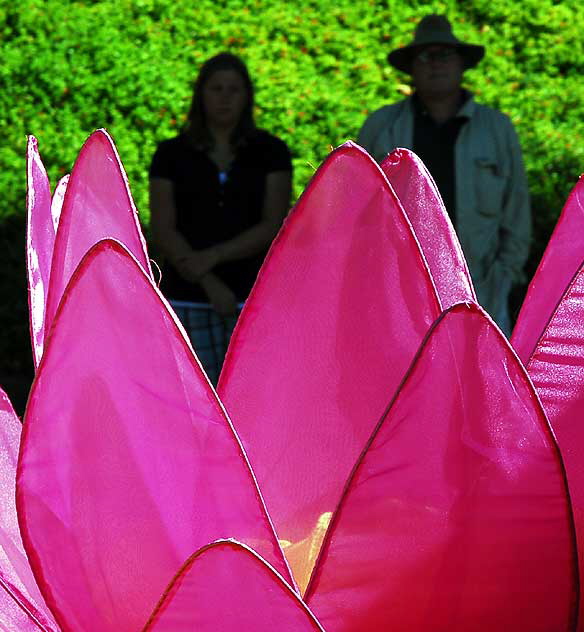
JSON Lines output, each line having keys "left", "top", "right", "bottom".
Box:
{"left": 149, "top": 53, "right": 292, "bottom": 381}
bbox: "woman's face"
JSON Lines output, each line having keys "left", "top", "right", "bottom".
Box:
{"left": 202, "top": 69, "right": 248, "bottom": 130}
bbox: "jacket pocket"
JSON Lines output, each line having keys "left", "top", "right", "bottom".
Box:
{"left": 474, "top": 158, "right": 508, "bottom": 218}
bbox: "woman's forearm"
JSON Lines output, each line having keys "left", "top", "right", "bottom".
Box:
{"left": 153, "top": 225, "right": 195, "bottom": 267}
{"left": 212, "top": 219, "right": 280, "bottom": 263}
{"left": 212, "top": 170, "right": 292, "bottom": 264}
{"left": 149, "top": 178, "right": 195, "bottom": 267}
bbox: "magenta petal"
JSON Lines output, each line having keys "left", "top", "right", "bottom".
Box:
{"left": 219, "top": 142, "right": 441, "bottom": 590}
{"left": 145, "top": 541, "right": 324, "bottom": 631}
{"left": 306, "top": 304, "right": 577, "bottom": 631}
{"left": 18, "top": 240, "right": 290, "bottom": 631}
{"left": 26, "top": 136, "right": 55, "bottom": 368}
{"left": 381, "top": 148, "right": 475, "bottom": 309}
{"left": 0, "top": 389, "right": 58, "bottom": 631}
{"left": 50, "top": 175, "right": 69, "bottom": 234}
{"left": 527, "top": 261, "right": 584, "bottom": 630}
{"left": 512, "top": 176, "right": 584, "bottom": 364}
{"left": 43, "top": 130, "right": 152, "bottom": 339}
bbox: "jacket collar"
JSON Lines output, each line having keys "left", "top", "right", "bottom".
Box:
{"left": 410, "top": 90, "right": 476, "bottom": 120}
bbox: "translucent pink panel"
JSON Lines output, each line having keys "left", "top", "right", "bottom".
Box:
{"left": 381, "top": 148, "right": 475, "bottom": 309}
{"left": 18, "top": 240, "right": 289, "bottom": 632}
{"left": 527, "top": 261, "right": 584, "bottom": 631}
{"left": 306, "top": 304, "right": 577, "bottom": 632}
{"left": 26, "top": 136, "right": 55, "bottom": 368}
{"left": 0, "top": 389, "right": 58, "bottom": 631}
{"left": 145, "top": 541, "right": 324, "bottom": 631}
{"left": 50, "top": 175, "right": 69, "bottom": 234}
{"left": 512, "top": 176, "right": 584, "bottom": 364}
{"left": 219, "top": 142, "right": 440, "bottom": 590}
{"left": 43, "top": 129, "right": 152, "bottom": 338}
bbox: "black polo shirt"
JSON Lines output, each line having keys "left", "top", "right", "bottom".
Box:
{"left": 149, "top": 130, "right": 292, "bottom": 301}
{"left": 412, "top": 92, "right": 470, "bottom": 227}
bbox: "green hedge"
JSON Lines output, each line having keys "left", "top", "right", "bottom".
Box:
{"left": 1, "top": 0, "right": 583, "bottom": 385}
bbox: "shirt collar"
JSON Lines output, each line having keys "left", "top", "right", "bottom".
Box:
{"left": 411, "top": 90, "right": 475, "bottom": 120}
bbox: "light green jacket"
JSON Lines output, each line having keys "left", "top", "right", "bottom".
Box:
{"left": 357, "top": 95, "right": 531, "bottom": 329}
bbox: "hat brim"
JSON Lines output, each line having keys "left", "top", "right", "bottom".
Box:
{"left": 388, "top": 43, "right": 485, "bottom": 74}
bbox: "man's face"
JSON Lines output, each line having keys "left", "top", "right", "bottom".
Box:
{"left": 411, "top": 45, "right": 464, "bottom": 99}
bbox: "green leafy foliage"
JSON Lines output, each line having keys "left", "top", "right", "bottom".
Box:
{"left": 1, "top": 0, "right": 583, "bottom": 387}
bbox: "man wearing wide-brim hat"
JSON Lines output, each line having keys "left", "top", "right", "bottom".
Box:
{"left": 358, "top": 14, "right": 531, "bottom": 335}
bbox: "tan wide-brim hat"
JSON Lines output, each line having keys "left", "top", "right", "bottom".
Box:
{"left": 388, "top": 14, "right": 485, "bottom": 74}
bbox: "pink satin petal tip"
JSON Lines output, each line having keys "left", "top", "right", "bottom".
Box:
{"left": 512, "top": 176, "right": 584, "bottom": 364}
{"left": 27, "top": 130, "right": 151, "bottom": 369}
{"left": 144, "top": 540, "right": 323, "bottom": 631}
{"left": 381, "top": 147, "right": 475, "bottom": 309}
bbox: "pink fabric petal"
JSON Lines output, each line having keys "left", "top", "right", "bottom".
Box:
{"left": 50, "top": 175, "right": 69, "bottom": 234}
{"left": 381, "top": 148, "right": 475, "bottom": 309}
{"left": 512, "top": 176, "right": 584, "bottom": 364}
{"left": 0, "top": 576, "right": 53, "bottom": 632}
{"left": 0, "top": 389, "right": 58, "bottom": 631}
{"left": 306, "top": 304, "right": 577, "bottom": 632}
{"left": 26, "top": 136, "right": 55, "bottom": 368}
{"left": 145, "top": 541, "right": 324, "bottom": 631}
{"left": 527, "top": 261, "right": 584, "bottom": 631}
{"left": 43, "top": 129, "right": 152, "bottom": 339}
{"left": 219, "top": 142, "right": 441, "bottom": 591}
{"left": 18, "top": 240, "right": 290, "bottom": 632}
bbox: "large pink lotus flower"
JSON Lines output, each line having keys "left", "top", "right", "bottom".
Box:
{"left": 1, "top": 130, "right": 583, "bottom": 630}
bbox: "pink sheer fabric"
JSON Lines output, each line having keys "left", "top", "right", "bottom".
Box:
{"left": 42, "top": 130, "right": 152, "bottom": 343}
{"left": 512, "top": 176, "right": 584, "bottom": 364}
{"left": 380, "top": 147, "right": 475, "bottom": 309}
{"left": 0, "top": 389, "right": 58, "bottom": 631}
{"left": 26, "top": 136, "right": 56, "bottom": 368}
{"left": 306, "top": 304, "right": 577, "bottom": 631}
{"left": 219, "top": 142, "right": 441, "bottom": 591}
{"left": 13, "top": 130, "right": 584, "bottom": 630}
{"left": 18, "top": 240, "right": 290, "bottom": 631}
{"left": 50, "top": 176, "right": 69, "bottom": 230}
{"left": 145, "top": 541, "right": 324, "bottom": 631}
{"left": 527, "top": 261, "right": 584, "bottom": 631}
